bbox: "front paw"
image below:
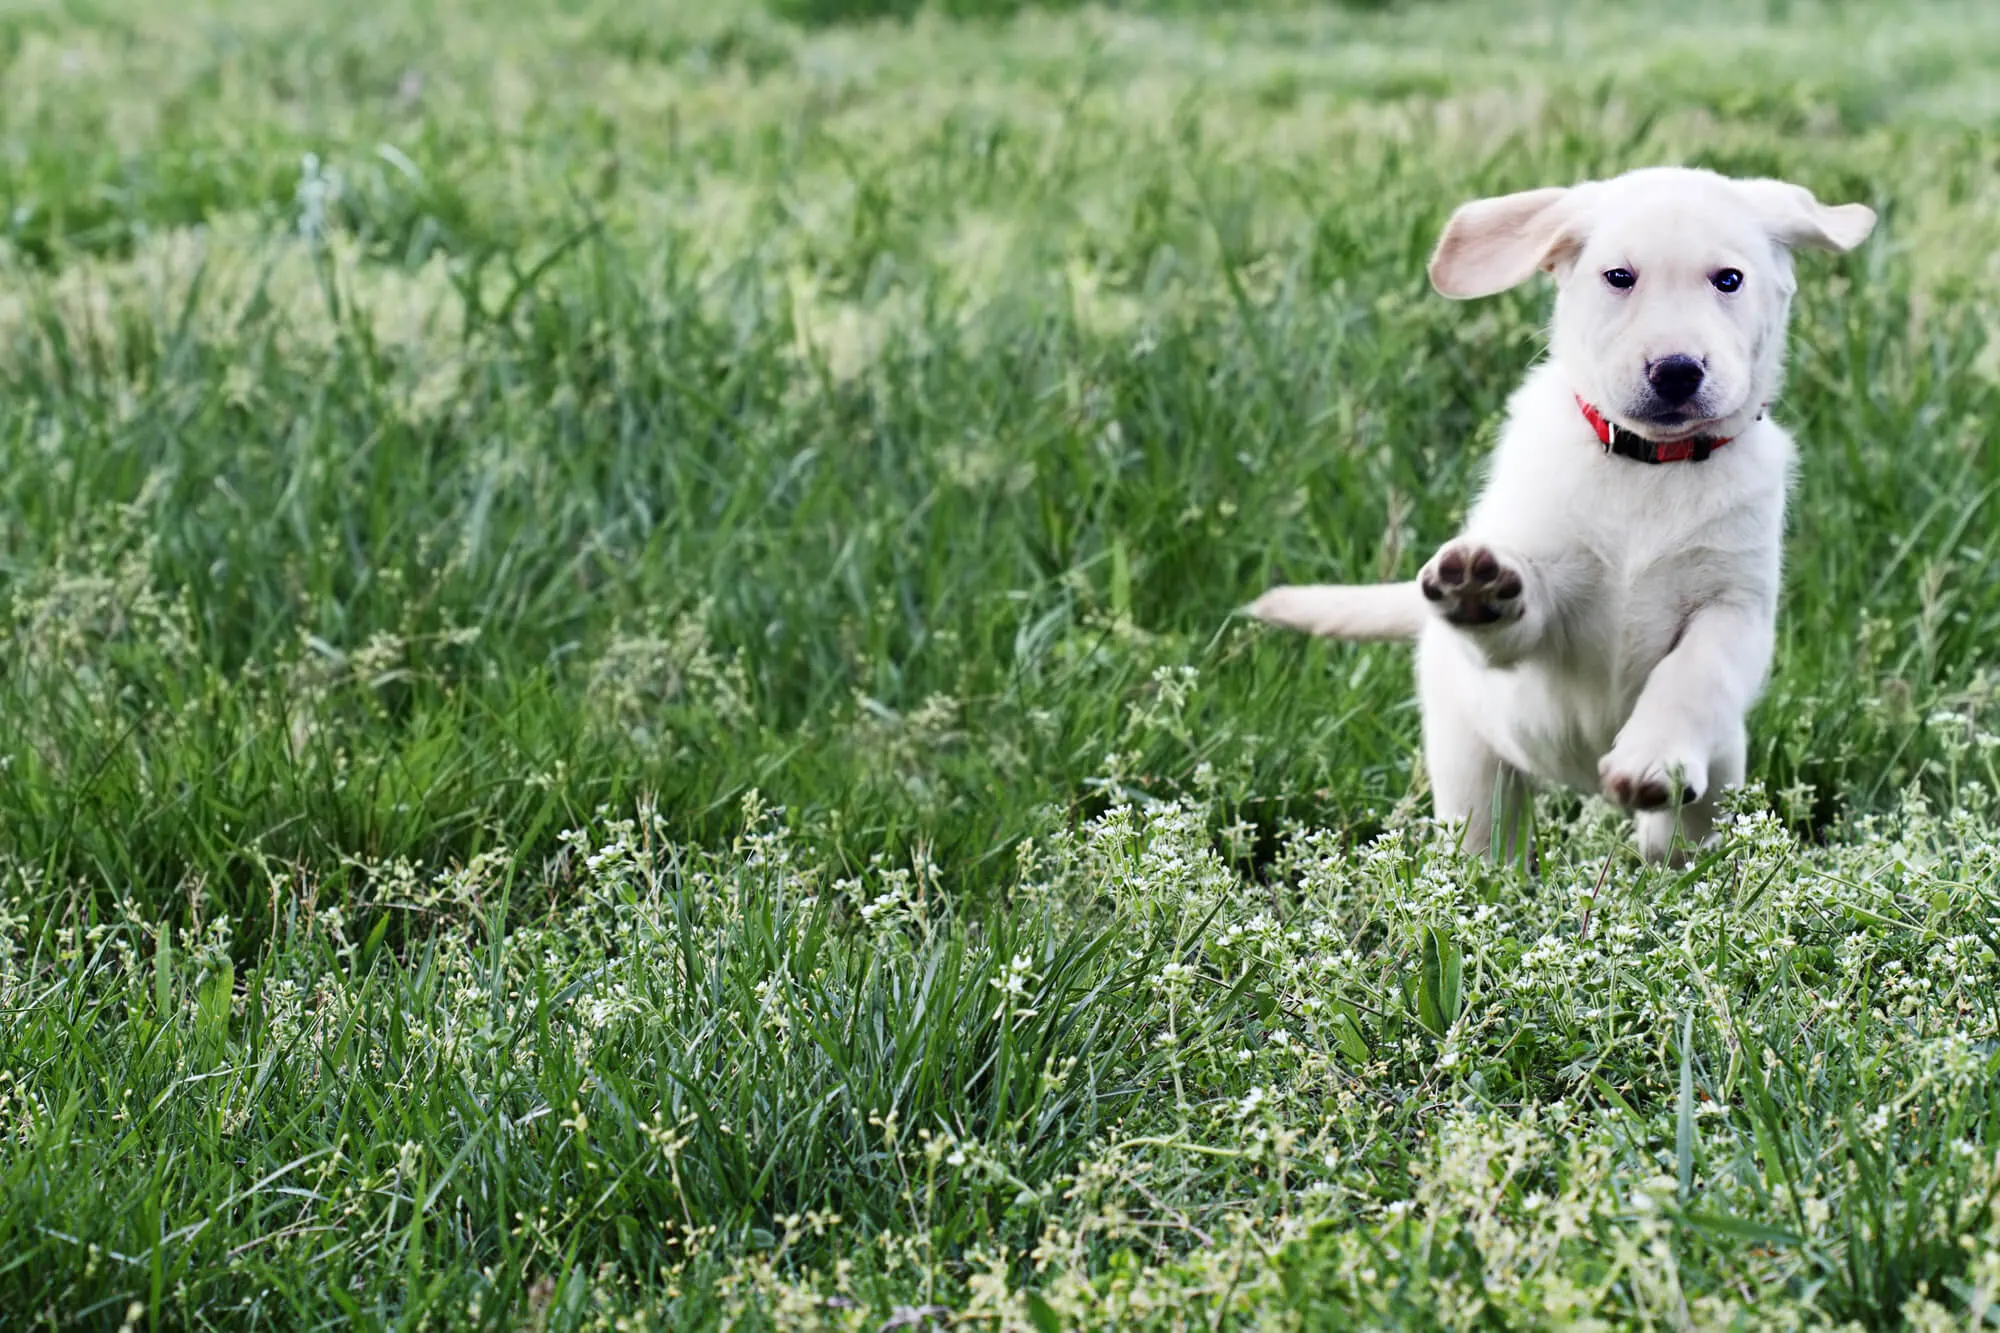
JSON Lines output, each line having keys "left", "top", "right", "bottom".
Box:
{"left": 1597, "top": 743, "right": 1708, "bottom": 811}
{"left": 1419, "top": 542, "right": 1524, "bottom": 628}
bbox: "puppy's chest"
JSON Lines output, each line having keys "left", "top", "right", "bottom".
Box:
{"left": 1571, "top": 515, "right": 1761, "bottom": 682}
{"left": 1589, "top": 515, "right": 1735, "bottom": 605}
{"left": 1580, "top": 553, "right": 1717, "bottom": 669}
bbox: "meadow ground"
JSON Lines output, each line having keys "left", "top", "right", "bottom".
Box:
{"left": 3, "top": 0, "right": 2000, "bottom": 1326}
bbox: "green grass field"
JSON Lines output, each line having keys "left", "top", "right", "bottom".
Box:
{"left": 4, "top": 0, "right": 2000, "bottom": 1326}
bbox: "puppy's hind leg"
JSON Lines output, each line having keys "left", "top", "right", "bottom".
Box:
{"left": 1418, "top": 648, "right": 1532, "bottom": 864}
{"left": 1428, "top": 727, "right": 1532, "bottom": 864}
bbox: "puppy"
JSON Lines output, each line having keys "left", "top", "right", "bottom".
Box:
{"left": 1249, "top": 166, "right": 1875, "bottom": 863}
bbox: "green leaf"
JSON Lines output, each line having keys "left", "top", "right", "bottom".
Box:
{"left": 362, "top": 911, "right": 392, "bottom": 971}
{"left": 1417, "top": 926, "right": 1463, "bottom": 1036}
{"left": 1109, "top": 535, "right": 1132, "bottom": 621}
{"left": 1677, "top": 1011, "right": 1696, "bottom": 1203}
{"left": 1025, "top": 1291, "right": 1063, "bottom": 1333}
{"left": 154, "top": 927, "right": 173, "bottom": 1020}
{"left": 197, "top": 962, "right": 234, "bottom": 1043}
{"left": 1331, "top": 1009, "right": 1371, "bottom": 1064}
{"left": 1677, "top": 1212, "right": 1803, "bottom": 1247}
{"left": 1584, "top": 1071, "right": 1641, "bottom": 1123}
{"left": 1440, "top": 934, "right": 1462, "bottom": 1026}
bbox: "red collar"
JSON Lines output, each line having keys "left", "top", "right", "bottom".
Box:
{"left": 1575, "top": 395, "right": 1751, "bottom": 465}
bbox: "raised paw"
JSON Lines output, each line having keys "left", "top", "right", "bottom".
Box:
{"left": 1597, "top": 746, "right": 1707, "bottom": 812}
{"left": 1419, "top": 542, "right": 1524, "bottom": 628}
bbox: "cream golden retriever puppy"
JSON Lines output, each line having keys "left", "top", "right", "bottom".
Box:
{"left": 1249, "top": 166, "right": 1875, "bottom": 863}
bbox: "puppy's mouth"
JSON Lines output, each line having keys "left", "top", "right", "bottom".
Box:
{"left": 1617, "top": 398, "right": 1745, "bottom": 441}
{"left": 1630, "top": 410, "right": 1720, "bottom": 439}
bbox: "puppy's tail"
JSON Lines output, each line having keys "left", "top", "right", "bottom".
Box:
{"left": 1243, "top": 581, "right": 1428, "bottom": 642}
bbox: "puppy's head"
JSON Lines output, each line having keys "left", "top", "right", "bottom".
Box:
{"left": 1427, "top": 167, "right": 1875, "bottom": 441}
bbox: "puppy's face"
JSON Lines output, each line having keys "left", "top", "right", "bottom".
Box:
{"left": 1552, "top": 176, "right": 1795, "bottom": 439}
{"left": 1428, "top": 167, "right": 1875, "bottom": 440}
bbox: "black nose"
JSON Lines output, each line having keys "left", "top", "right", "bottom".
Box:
{"left": 1647, "top": 355, "right": 1705, "bottom": 406}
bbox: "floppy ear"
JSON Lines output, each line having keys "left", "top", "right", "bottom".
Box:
{"left": 1427, "top": 186, "right": 1585, "bottom": 300}
{"left": 1732, "top": 178, "right": 1876, "bottom": 253}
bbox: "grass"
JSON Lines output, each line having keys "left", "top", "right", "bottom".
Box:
{"left": 2, "top": 0, "right": 1999, "bottom": 1326}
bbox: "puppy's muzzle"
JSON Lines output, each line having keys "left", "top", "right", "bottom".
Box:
{"left": 1645, "top": 354, "right": 1706, "bottom": 407}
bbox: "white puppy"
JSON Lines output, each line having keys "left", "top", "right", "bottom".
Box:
{"left": 1249, "top": 166, "right": 1875, "bottom": 863}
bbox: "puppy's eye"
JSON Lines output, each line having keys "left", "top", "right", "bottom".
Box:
{"left": 1711, "top": 268, "right": 1744, "bottom": 293}
{"left": 1603, "top": 268, "right": 1637, "bottom": 290}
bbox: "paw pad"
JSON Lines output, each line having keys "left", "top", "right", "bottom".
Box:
{"left": 1420, "top": 543, "right": 1523, "bottom": 626}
